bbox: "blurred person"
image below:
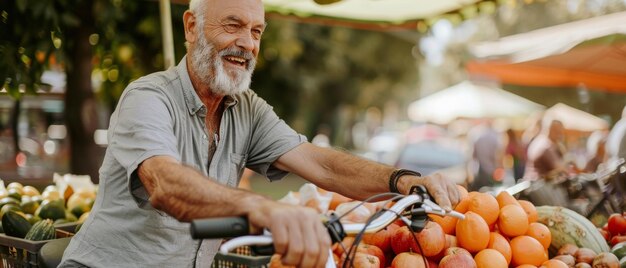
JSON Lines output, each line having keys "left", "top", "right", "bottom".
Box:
{"left": 583, "top": 130, "right": 607, "bottom": 173}
{"left": 58, "top": 0, "right": 460, "bottom": 267}
{"left": 606, "top": 105, "right": 626, "bottom": 163}
{"left": 524, "top": 119, "right": 568, "bottom": 180}
{"left": 505, "top": 128, "right": 526, "bottom": 181}
{"left": 468, "top": 120, "right": 504, "bottom": 191}
{"left": 521, "top": 113, "right": 543, "bottom": 148}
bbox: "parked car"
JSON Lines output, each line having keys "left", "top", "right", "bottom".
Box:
{"left": 393, "top": 139, "right": 468, "bottom": 185}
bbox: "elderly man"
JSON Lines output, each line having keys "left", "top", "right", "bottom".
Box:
{"left": 59, "top": 0, "right": 459, "bottom": 267}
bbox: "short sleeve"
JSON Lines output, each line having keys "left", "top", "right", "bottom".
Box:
{"left": 108, "top": 87, "right": 180, "bottom": 204}
{"left": 245, "top": 95, "right": 306, "bottom": 181}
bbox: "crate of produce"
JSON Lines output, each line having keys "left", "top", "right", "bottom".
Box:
{"left": 0, "top": 229, "right": 74, "bottom": 268}
{"left": 211, "top": 246, "right": 271, "bottom": 268}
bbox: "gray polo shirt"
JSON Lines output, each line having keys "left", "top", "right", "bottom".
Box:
{"left": 59, "top": 56, "right": 307, "bottom": 267}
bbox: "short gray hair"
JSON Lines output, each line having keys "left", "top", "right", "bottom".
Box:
{"left": 188, "top": 0, "right": 207, "bottom": 28}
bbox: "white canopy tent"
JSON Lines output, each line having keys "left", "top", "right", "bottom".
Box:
{"left": 407, "top": 81, "right": 545, "bottom": 124}
{"left": 263, "top": 0, "right": 485, "bottom": 25}
{"left": 544, "top": 103, "right": 609, "bottom": 132}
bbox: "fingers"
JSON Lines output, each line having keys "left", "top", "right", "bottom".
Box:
{"left": 259, "top": 205, "right": 330, "bottom": 268}
{"left": 280, "top": 222, "right": 304, "bottom": 266}
{"left": 445, "top": 177, "right": 461, "bottom": 208}
{"left": 314, "top": 215, "right": 331, "bottom": 268}
{"left": 420, "top": 173, "right": 459, "bottom": 211}
{"left": 297, "top": 211, "right": 330, "bottom": 268}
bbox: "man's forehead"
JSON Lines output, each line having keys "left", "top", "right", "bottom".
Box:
{"left": 203, "top": 0, "right": 264, "bottom": 26}
{"left": 207, "top": 0, "right": 265, "bottom": 17}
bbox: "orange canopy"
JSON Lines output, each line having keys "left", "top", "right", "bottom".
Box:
{"left": 466, "top": 42, "right": 626, "bottom": 94}
{"left": 466, "top": 11, "right": 626, "bottom": 94}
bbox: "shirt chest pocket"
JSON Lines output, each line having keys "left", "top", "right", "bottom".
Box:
{"left": 227, "top": 153, "right": 248, "bottom": 187}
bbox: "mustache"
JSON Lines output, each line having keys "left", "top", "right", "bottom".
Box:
{"left": 217, "top": 46, "right": 256, "bottom": 72}
{"left": 219, "top": 46, "right": 254, "bottom": 61}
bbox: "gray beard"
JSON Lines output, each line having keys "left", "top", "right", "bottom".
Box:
{"left": 189, "top": 34, "right": 256, "bottom": 96}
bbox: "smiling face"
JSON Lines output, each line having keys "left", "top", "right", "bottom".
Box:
{"left": 185, "top": 0, "right": 266, "bottom": 95}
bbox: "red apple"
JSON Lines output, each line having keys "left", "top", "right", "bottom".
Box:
{"left": 610, "top": 235, "right": 626, "bottom": 247}
{"left": 390, "top": 223, "right": 446, "bottom": 257}
{"left": 362, "top": 223, "right": 399, "bottom": 253}
{"left": 357, "top": 244, "right": 385, "bottom": 268}
{"left": 439, "top": 248, "right": 477, "bottom": 268}
{"left": 391, "top": 252, "right": 427, "bottom": 268}
{"left": 340, "top": 252, "right": 380, "bottom": 268}
{"left": 608, "top": 213, "right": 626, "bottom": 236}
{"left": 445, "top": 246, "right": 472, "bottom": 257}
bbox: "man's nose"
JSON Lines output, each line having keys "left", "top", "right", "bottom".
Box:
{"left": 235, "top": 33, "right": 255, "bottom": 52}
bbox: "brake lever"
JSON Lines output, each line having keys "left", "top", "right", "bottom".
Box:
{"left": 409, "top": 185, "right": 465, "bottom": 220}
{"left": 422, "top": 199, "right": 465, "bottom": 220}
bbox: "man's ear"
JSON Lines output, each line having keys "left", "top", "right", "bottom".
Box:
{"left": 183, "top": 10, "right": 198, "bottom": 44}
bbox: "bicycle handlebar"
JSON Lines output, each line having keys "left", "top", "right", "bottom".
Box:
{"left": 190, "top": 188, "right": 464, "bottom": 245}
{"left": 190, "top": 216, "right": 250, "bottom": 240}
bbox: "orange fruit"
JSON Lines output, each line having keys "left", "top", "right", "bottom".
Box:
{"left": 454, "top": 197, "right": 471, "bottom": 214}
{"left": 540, "top": 259, "right": 569, "bottom": 268}
{"left": 488, "top": 232, "right": 512, "bottom": 264}
{"left": 496, "top": 191, "right": 520, "bottom": 209}
{"left": 475, "top": 248, "right": 508, "bottom": 268}
{"left": 516, "top": 265, "right": 537, "bottom": 268}
{"left": 498, "top": 204, "right": 529, "bottom": 237}
{"left": 526, "top": 222, "right": 551, "bottom": 249}
{"left": 510, "top": 235, "right": 548, "bottom": 266}
{"left": 468, "top": 192, "right": 500, "bottom": 225}
{"left": 429, "top": 214, "right": 458, "bottom": 235}
{"left": 518, "top": 200, "right": 538, "bottom": 223}
{"left": 456, "top": 211, "right": 490, "bottom": 253}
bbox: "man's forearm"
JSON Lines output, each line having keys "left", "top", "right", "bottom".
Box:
{"left": 276, "top": 143, "right": 460, "bottom": 211}
{"left": 138, "top": 156, "right": 269, "bottom": 222}
{"left": 277, "top": 144, "right": 395, "bottom": 200}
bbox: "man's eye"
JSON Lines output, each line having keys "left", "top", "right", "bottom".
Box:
{"left": 252, "top": 29, "right": 263, "bottom": 39}
{"left": 224, "top": 24, "right": 239, "bottom": 32}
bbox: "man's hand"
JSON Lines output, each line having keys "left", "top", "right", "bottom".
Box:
{"left": 396, "top": 173, "right": 461, "bottom": 211}
{"left": 247, "top": 200, "right": 331, "bottom": 268}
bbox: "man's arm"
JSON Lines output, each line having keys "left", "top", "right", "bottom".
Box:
{"left": 273, "top": 143, "right": 460, "bottom": 210}
{"left": 137, "top": 156, "right": 266, "bottom": 221}
{"left": 138, "top": 155, "right": 330, "bottom": 268}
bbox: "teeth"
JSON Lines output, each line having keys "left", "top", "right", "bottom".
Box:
{"left": 225, "top": 56, "right": 246, "bottom": 64}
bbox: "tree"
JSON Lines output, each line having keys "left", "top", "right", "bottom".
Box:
{"left": 0, "top": 0, "right": 187, "bottom": 181}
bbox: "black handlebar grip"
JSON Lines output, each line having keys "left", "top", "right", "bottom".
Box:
{"left": 190, "top": 217, "right": 250, "bottom": 239}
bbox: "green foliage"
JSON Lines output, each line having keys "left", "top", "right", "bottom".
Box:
{"left": 253, "top": 21, "right": 418, "bottom": 143}
{"left": 0, "top": 0, "right": 64, "bottom": 97}
{"left": 0, "top": 0, "right": 187, "bottom": 105}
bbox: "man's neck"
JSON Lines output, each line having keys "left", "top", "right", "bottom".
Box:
{"left": 186, "top": 57, "right": 224, "bottom": 116}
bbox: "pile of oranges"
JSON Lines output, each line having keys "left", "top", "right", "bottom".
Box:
{"left": 270, "top": 185, "right": 572, "bottom": 268}
{"left": 428, "top": 185, "right": 555, "bottom": 267}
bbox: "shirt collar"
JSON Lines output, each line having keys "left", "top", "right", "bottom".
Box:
{"left": 177, "top": 55, "right": 239, "bottom": 115}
